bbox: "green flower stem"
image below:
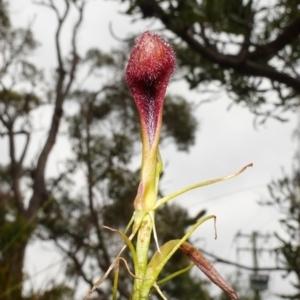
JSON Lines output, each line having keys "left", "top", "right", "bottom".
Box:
{"left": 113, "top": 260, "right": 119, "bottom": 300}
{"left": 132, "top": 212, "right": 154, "bottom": 299}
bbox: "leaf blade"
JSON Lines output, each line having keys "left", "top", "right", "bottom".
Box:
{"left": 180, "top": 242, "right": 238, "bottom": 300}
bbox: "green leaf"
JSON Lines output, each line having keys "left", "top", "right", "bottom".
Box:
{"left": 139, "top": 215, "right": 216, "bottom": 297}
{"left": 156, "top": 264, "right": 194, "bottom": 285}
{"left": 155, "top": 163, "right": 253, "bottom": 209}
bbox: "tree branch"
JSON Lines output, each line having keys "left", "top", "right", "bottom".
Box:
{"left": 62, "top": 1, "right": 84, "bottom": 98}
{"left": 0, "top": 129, "right": 28, "bottom": 136}
{"left": 0, "top": 24, "right": 34, "bottom": 80}
{"left": 52, "top": 239, "right": 104, "bottom": 295}
{"left": 83, "top": 111, "right": 131, "bottom": 299}
{"left": 18, "top": 131, "right": 30, "bottom": 167}
{"left": 50, "top": 0, "right": 70, "bottom": 71}
{"left": 26, "top": 0, "right": 81, "bottom": 220}
{"left": 7, "top": 122, "right": 25, "bottom": 215}
{"left": 182, "top": 29, "right": 300, "bottom": 93}
{"left": 137, "top": 0, "right": 300, "bottom": 95}
{"left": 249, "top": 17, "right": 300, "bottom": 61}
{"left": 237, "top": 3, "right": 253, "bottom": 61}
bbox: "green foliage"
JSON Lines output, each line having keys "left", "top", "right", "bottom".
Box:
{"left": 262, "top": 171, "right": 300, "bottom": 299}
{"left": 121, "top": 0, "right": 300, "bottom": 121}
{"left": 0, "top": 1, "right": 10, "bottom": 30}
{"left": 163, "top": 95, "right": 198, "bottom": 151}
{"left": 199, "top": 0, "right": 252, "bottom": 34}
{"left": 0, "top": 210, "right": 34, "bottom": 299}
{"left": 84, "top": 49, "right": 115, "bottom": 68}
{"left": 24, "top": 284, "right": 74, "bottom": 300}
{"left": 0, "top": 90, "right": 41, "bottom": 116}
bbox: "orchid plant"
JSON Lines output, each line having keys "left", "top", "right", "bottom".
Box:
{"left": 85, "top": 31, "right": 252, "bottom": 300}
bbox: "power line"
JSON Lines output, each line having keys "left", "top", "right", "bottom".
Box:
{"left": 188, "top": 182, "right": 268, "bottom": 208}
{"left": 200, "top": 248, "right": 297, "bottom": 273}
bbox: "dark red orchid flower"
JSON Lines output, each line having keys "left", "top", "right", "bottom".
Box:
{"left": 126, "top": 31, "right": 175, "bottom": 211}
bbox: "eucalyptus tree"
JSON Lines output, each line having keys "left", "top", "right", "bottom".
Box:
{"left": 0, "top": 0, "right": 86, "bottom": 298}
{"left": 119, "top": 0, "right": 300, "bottom": 122}
{"left": 0, "top": 1, "right": 210, "bottom": 299}
{"left": 261, "top": 122, "right": 300, "bottom": 299}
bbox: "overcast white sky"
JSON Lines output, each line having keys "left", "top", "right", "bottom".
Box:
{"left": 7, "top": 0, "right": 299, "bottom": 299}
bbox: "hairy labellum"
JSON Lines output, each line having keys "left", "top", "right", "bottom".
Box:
{"left": 126, "top": 31, "right": 175, "bottom": 145}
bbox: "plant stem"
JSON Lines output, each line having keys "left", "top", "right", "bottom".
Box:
{"left": 132, "top": 212, "right": 153, "bottom": 300}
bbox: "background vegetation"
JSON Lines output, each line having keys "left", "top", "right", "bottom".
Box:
{"left": 0, "top": 0, "right": 299, "bottom": 299}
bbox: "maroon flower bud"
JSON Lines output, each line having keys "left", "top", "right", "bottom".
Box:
{"left": 126, "top": 31, "right": 175, "bottom": 147}
{"left": 126, "top": 32, "right": 175, "bottom": 211}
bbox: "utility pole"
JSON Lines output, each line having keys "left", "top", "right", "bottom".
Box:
{"left": 236, "top": 231, "right": 271, "bottom": 300}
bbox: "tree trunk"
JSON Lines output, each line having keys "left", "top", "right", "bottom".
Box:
{"left": 0, "top": 217, "right": 32, "bottom": 300}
